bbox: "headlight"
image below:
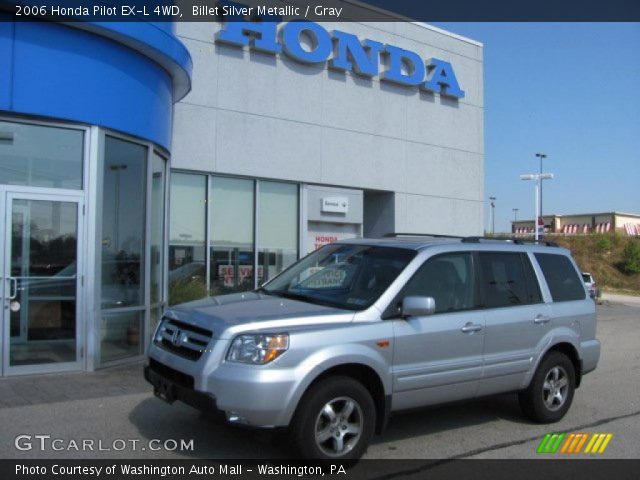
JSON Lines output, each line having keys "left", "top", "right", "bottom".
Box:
{"left": 226, "top": 334, "right": 289, "bottom": 365}
{"left": 153, "top": 317, "right": 167, "bottom": 344}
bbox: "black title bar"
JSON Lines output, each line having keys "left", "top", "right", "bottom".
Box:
{"left": 1, "top": 0, "right": 640, "bottom": 22}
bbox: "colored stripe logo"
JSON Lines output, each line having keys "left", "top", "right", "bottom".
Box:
{"left": 537, "top": 433, "right": 565, "bottom": 453}
{"left": 537, "top": 433, "right": 613, "bottom": 454}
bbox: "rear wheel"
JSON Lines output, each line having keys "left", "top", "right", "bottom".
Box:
{"left": 519, "top": 351, "right": 576, "bottom": 423}
{"left": 290, "top": 376, "right": 375, "bottom": 460}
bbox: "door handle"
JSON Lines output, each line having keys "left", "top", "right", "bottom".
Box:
{"left": 461, "top": 322, "right": 483, "bottom": 333}
{"left": 534, "top": 314, "right": 550, "bottom": 324}
{"left": 8, "top": 277, "right": 18, "bottom": 300}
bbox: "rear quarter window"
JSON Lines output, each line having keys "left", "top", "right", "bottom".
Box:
{"left": 535, "top": 253, "right": 586, "bottom": 302}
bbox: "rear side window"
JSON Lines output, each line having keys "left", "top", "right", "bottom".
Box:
{"left": 478, "top": 252, "right": 540, "bottom": 308}
{"left": 535, "top": 253, "right": 586, "bottom": 302}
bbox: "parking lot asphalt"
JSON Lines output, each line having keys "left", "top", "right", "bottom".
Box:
{"left": 0, "top": 303, "right": 638, "bottom": 460}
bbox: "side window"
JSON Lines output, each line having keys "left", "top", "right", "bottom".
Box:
{"left": 534, "top": 253, "right": 586, "bottom": 302}
{"left": 478, "top": 252, "right": 533, "bottom": 308}
{"left": 402, "top": 253, "right": 476, "bottom": 313}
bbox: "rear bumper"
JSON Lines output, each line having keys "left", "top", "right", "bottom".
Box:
{"left": 144, "top": 361, "right": 218, "bottom": 413}
{"left": 580, "top": 339, "right": 601, "bottom": 376}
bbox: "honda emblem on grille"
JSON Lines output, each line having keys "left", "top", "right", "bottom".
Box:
{"left": 171, "top": 329, "right": 184, "bottom": 347}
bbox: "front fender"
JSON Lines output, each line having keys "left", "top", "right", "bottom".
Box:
{"left": 280, "top": 343, "right": 392, "bottom": 425}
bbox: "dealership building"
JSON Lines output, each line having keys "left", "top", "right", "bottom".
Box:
{"left": 0, "top": 7, "right": 484, "bottom": 374}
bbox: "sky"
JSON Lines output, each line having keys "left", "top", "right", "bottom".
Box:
{"left": 432, "top": 23, "right": 640, "bottom": 233}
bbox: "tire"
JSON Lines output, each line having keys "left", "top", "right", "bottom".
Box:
{"left": 519, "top": 351, "right": 576, "bottom": 423}
{"left": 290, "top": 376, "right": 376, "bottom": 461}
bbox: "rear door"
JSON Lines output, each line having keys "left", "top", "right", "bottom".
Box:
{"left": 477, "top": 251, "right": 550, "bottom": 396}
{"left": 391, "top": 252, "right": 485, "bottom": 410}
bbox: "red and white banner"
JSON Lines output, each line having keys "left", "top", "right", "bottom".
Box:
{"left": 624, "top": 223, "right": 640, "bottom": 236}
{"left": 561, "top": 224, "right": 586, "bottom": 234}
{"left": 595, "top": 222, "right": 611, "bottom": 233}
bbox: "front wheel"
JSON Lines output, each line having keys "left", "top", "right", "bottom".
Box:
{"left": 519, "top": 351, "right": 576, "bottom": 423}
{"left": 290, "top": 376, "right": 376, "bottom": 460}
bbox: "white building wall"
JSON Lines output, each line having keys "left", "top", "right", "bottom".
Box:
{"left": 172, "top": 16, "right": 484, "bottom": 236}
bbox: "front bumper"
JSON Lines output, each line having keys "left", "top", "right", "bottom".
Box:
{"left": 144, "top": 360, "right": 218, "bottom": 412}
{"left": 147, "top": 343, "right": 305, "bottom": 428}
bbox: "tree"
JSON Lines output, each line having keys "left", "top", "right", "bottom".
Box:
{"left": 621, "top": 240, "right": 640, "bottom": 274}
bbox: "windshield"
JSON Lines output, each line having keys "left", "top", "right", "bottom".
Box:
{"left": 261, "top": 244, "right": 416, "bottom": 310}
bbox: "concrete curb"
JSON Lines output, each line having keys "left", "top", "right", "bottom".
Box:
{"left": 600, "top": 292, "right": 640, "bottom": 307}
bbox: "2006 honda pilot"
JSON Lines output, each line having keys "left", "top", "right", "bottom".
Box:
{"left": 145, "top": 236, "right": 600, "bottom": 460}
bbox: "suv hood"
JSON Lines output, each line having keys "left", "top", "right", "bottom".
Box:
{"left": 167, "top": 292, "right": 355, "bottom": 339}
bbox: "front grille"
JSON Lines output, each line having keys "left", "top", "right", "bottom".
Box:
{"left": 149, "top": 359, "right": 194, "bottom": 389}
{"left": 155, "top": 317, "right": 213, "bottom": 361}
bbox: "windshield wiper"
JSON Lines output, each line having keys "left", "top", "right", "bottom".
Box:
{"left": 271, "top": 290, "right": 312, "bottom": 302}
{"left": 270, "top": 290, "right": 352, "bottom": 310}
{"left": 255, "top": 287, "right": 279, "bottom": 296}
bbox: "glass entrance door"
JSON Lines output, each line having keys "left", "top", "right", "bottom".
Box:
{"left": 2, "top": 193, "right": 83, "bottom": 375}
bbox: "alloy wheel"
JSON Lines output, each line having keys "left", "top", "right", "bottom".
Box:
{"left": 314, "top": 396, "right": 363, "bottom": 457}
{"left": 542, "top": 365, "right": 569, "bottom": 411}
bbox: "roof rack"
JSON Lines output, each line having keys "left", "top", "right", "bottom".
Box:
{"left": 517, "top": 239, "right": 560, "bottom": 247}
{"left": 461, "top": 236, "right": 559, "bottom": 247}
{"left": 382, "top": 233, "right": 559, "bottom": 247}
{"left": 383, "top": 233, "right": 463, "bottom": 239}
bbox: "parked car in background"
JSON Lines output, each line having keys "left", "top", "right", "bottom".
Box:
{"left": 582, "top": 272, "right": 598, "bottom": 299}
{"left": 145, "top": 236, "right": 600, "bottom": 460}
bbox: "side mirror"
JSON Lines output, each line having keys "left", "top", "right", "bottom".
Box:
{"left": 402, "top": 296, "right": 436, "bottom": 317}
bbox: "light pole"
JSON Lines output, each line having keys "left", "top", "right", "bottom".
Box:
{"left": 521, "top": 173, "right": 553, "bottom": 241}
{"left": 513, "top": 208, "right": 519, "bottom": 221}
{"left": 491, "top": 197, "right": 497, "bottom": 235}
{"left": 535, "top": 153, "right": 547, "bottom": 217}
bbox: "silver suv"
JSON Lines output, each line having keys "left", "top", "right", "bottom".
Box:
{"left": 145, "top": 236, "right": 600, "bottom": 460}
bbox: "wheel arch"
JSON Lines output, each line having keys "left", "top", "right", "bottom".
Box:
{"left": 545, "top": 342, "right": 582, "bottom": 388}
{"left": 296, "top": 363, "right": 390, "bottom": 434}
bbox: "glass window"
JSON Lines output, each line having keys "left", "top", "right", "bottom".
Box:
{"left": 169, "top": 173, "right": 207, "bottom": 305}
{"left": 535, "top": 253, "right": 586, "bottom": 302}
{"left": 210, "top": 177, "right": 255, "bottom": 295}
{"left": 9, "top": 199, "right": 78, "bottom": 366}
{"left": 150, "top": 153, "right": 166, "bottom": 307}
{"left": 402, "top": 253, "right": 476, "bottom": 313}
{"left": 478, "top": 252, "right": 532, "bottom": 308}
{"left": 263, "top": 244, "right": 416, "bottom": 310}
{"left": 100, "top": 136, "right": 147, "bottom": 309}
{"left": 258, "top": 181, "right": 298, "bottom": 284}
{"left": 100, "top": 311, "right": 143, "bottom": 363}
{"left": 0, "top": 120, "right": 83, "bottom": 189}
